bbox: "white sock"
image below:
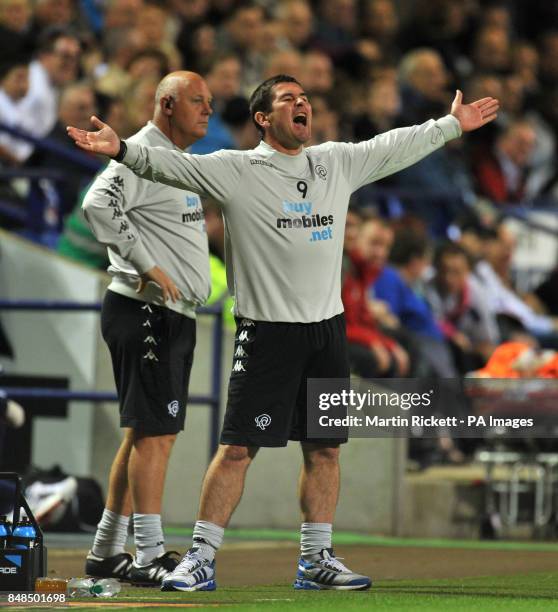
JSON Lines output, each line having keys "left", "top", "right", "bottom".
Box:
{"left": 134, "top": 513, "right": 165, "bottom": 566}
{"left": 91, "top": 509, "right": 130, "bottom": 558}
{"left": 300, "top": 522, "right": 332, "bottom": 559}
{"left": 192, "top": 520, "right": 224, "bottom": 562}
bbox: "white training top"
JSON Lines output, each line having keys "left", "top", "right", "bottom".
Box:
{"left": 83, "top": 122, "right": 211, "bottom": 317}
{"left": 121, "top": 115, "right": 462, "bottom": 323}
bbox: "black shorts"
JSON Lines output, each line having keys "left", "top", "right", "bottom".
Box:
{"left": 101, "top": 290, "right": 196, "bottom": 434}
{"left": 220, "top": 314, "right": 349, "bottom": 447}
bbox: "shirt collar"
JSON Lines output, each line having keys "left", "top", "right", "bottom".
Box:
{"left": 255, "top": 140, "right": 308, "bottom": 173}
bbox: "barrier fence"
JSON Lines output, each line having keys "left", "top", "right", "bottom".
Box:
{"left": 0, "top": 300, "right": 224, "bottom": 461}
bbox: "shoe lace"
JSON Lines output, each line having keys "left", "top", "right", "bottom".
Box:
{"left": 175, "top": 549, "right": 204, "bottom": 573}
{"left": 318, "top": 551, "right": 349, "bottom": 573}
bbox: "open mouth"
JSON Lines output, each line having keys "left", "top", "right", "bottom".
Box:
{"left": 293, "top": 114, "right": 307, "bottom": 126}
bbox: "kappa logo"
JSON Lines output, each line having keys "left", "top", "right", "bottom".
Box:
{"left": 232, "top": 360, "right": 246, "bottom": 373}
{"left": 143, "top": 349, "right": 159, "bottom": 361}
{"left": 255, "top": 414, "right": 271, "bottom": 430}
{"left": 144, "top": 335, "right": 157, "bottom": 345}
{"left": 238, "top": 330, "right": 250, "bottom": 342}
{"left": 141, "top": 304, "right": 153, "bottom": 313}
{"left": 167, "top": 400, "right": 179, "bottom": 417}
{"left": 234, "top": 345, "right": 247, "bottom": 358}
{"left": 249, "top": 159, "right": 274, "bottom": 168}
{"left": 240, "top": 319, "right": 255, "bottom": 327}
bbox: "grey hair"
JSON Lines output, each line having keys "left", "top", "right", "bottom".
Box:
{"left": 398, "top": 48, "right": 439, "bottom": 84}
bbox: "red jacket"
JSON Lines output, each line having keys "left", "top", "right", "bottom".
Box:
{"left": 473, "top": 150, "right": 525, "bottom": 204}
{"left": 342, "top": 250, "right": 396, "bottom": 350}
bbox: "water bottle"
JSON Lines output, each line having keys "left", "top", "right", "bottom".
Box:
{"left": 0, "top": 516, "right": 11, "bottom": 548}
{"left": 11, "top": 516, "right": 36, "bottom": 549}
{"left": 67, "top": 578, "right": 95, "bottom": 598}
{"left": 90, "top": 578, "right": 121, "bottom": 598}
{"left": 67, "top": 578, "right": 120, "bottom": 598}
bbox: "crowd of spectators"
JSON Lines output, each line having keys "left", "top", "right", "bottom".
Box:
{"left": 0, "top": 0, "right": 557, "bottom": 216}
{"left": 1, "top": 0, "right": 558, "bottom": 466}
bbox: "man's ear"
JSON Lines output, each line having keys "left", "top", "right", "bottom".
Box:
{"left": 162, "top": 96, "right": 173, "bottom": 114}
{"left": 254, "top": 111, "right": 270, "bottom": 129}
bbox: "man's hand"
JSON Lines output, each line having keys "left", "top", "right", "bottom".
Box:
{"left": 137, "top": 266, "right": 181, "bottom": 303}
{"left": 66, "top": 115, "right": 121, "bottom": 157}
{"left": 450, "top": 90, "right": 499, "bottom": 132}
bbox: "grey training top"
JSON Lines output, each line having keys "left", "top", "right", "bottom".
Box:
{"left": 120, "top": 115, "right": 462, "bottom": 322}
{"left": 82, "top": 122, "right": 211, "bottom": 317}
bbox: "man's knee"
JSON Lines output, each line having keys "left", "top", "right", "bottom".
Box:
{"left": 133, "top": 432, "right": 178, "bottom": 453}
{"left": 302, "top": 444, "right": 340, "bottom": 467}
{"left": 214, "top": 444, "right": 258, "bottom": 469}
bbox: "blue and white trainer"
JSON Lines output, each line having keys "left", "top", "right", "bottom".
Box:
{"left": 294, "top": 548, "right": 371, "bottom": 590}
{"left": 160, "top": 548, "right": 216, "bottom": 592}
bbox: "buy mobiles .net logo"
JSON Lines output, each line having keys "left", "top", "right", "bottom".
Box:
{"left": 276, "top": 200, "right": 334, "bottom": 243}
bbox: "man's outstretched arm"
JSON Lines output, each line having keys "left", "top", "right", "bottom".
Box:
{"left": 335, "top": 90, "right": 500, "bottom": 192}
{"left": 67, "top": 116, "right": 241, "bottom": 203}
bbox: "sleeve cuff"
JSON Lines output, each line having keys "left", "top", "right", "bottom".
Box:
{"left": 128, "top": 241, "right": 155, "bottom": 274}
{"left": 120, "top": 140, "right": 140, "bottom": 166}
{"left": 438, "top": 114, "right": 462, "bottom": 141}
{"left": 113, "top": 140, "right": 127, "bottom": 162}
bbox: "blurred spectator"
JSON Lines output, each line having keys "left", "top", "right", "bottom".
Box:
{"left": 191, "top": 54, "right": 243, "bottom": 153}
{"left": 31, "top": 0, "right": 76, "bottom": 36}
{"left": 472, "top": 26, "right": 511, "bottom": 74}
{"left": 472, "top": 119, "right": 537, "bottom": 204}
{"left": 0, "top": 53, "right": 33, "bottom": 164}
{"left": 481, "top": 3, "right": 513, "bottom": 33}
{"left": 400, "top": 0, "right": 474, "bottom": 79}
{"left": 474, "top": 223, "right": 558, "bottom": 345}
{"left": 126, "top": 49, "right": 170, "bottom": 83}
{"left": 95, "top": 93, "right": 128, "bottom": 136}
{"left": 343, "top": 217, "right": 410, "bottom": 377}
{"left": 221, "top": 96, "right": 258, "bottom": 149}
{"left": 398, "top": 48, "right": 449, "bottom": 124}
{"left": 264, "top": 49, "right": 304, "bottom": 82}
{"left": 0, "top": 0, "right": 33, "bottom": 58}
{"left": 204, "top": 53, "right": 241, "bottom": 109}
{"left": 425, "top": 242, "right": 499, "bottom": 373}
{"left": 95, "top": 30, "right": 143, "bottom": 97}
{"left": 511, "top": 40, "right": 539, "bottom": 93}
{"left": 302, "top": 50, "right": 334, "bottom": 97}
{"left": 275, "top": 0, "right": 313, "bottom": 51}
{"left": 307, "top": 95, "right": 338, "bottom": 145}
{"left": 28, "top": 82, "right": 98, "bottom": 216}
{"left": 124, "top": 76, "right": 158, "bottom": 134}
{"left": 20, "top": 27, "right": 82, "bottom": 140}
{"left": 373, "top": 229, "right": 458, "bottom": 377}
{"left": 361, "top": 0, "right": 400, "bottom": 63}
{"left": 102, "top": 0, "right": 143, "bottom": 55}
{"left": 217, "top": 2, "right": 266, "bottom": 90}
{"left": 133, "top": 1, "right": 181, "bottom": 70}
{"left": 313, "top": 0, "right": 357, "bottom": 59}
{"left": 104, "top": 0, "right": 143, "bottom": 30}
{"left": 351, "top": 76, "right": 400, "bottom": 140}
